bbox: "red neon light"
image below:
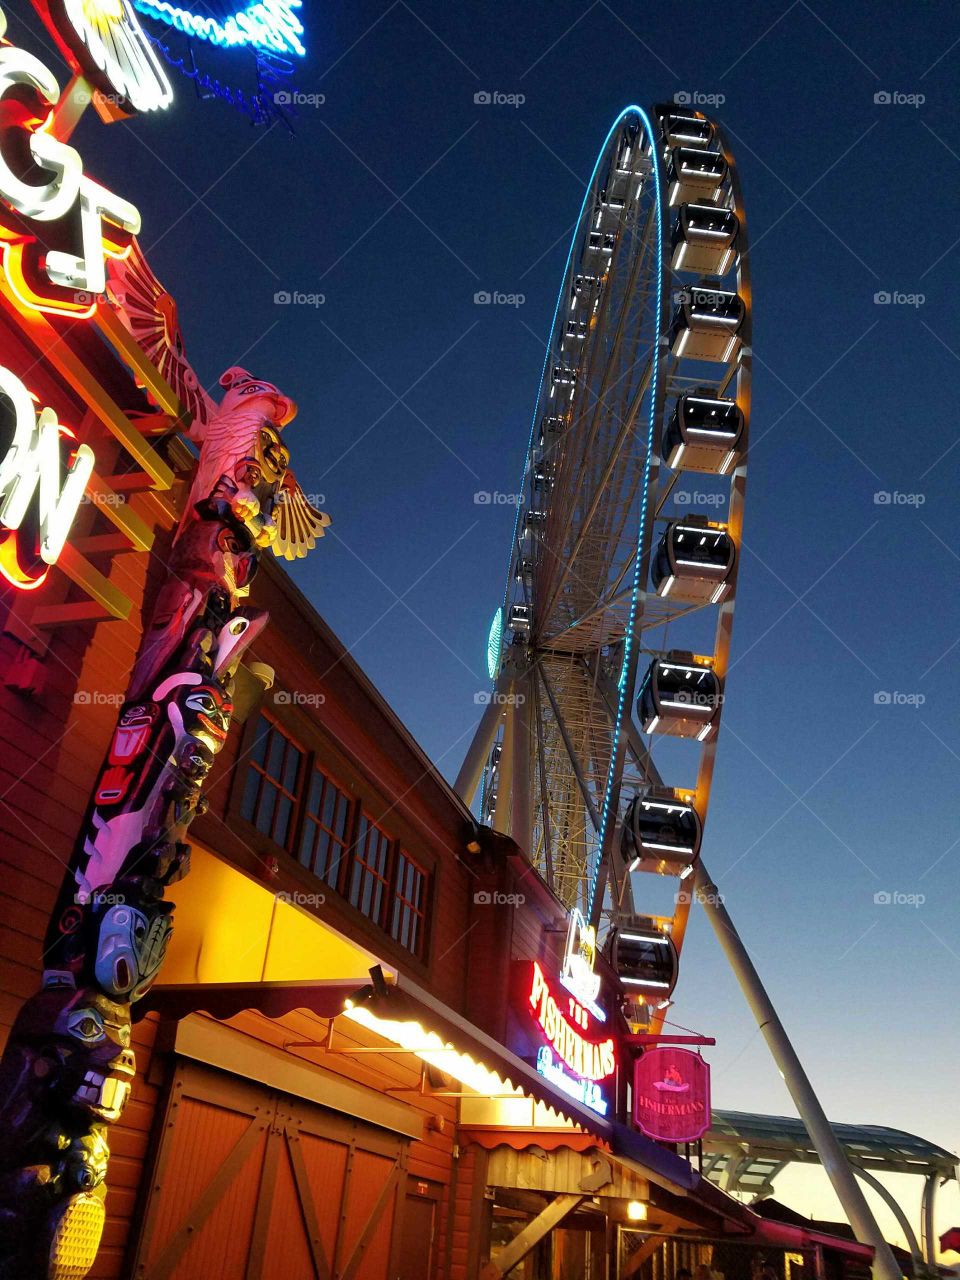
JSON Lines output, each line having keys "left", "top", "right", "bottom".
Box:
{"left": 0, "top": 418, "right": 80, "bottom": 591}
{"left": 0, "top": 101, "right": 136, "bottom": 318}
{"left": 528, "top": 961, "right": 616, "bottom": 1083}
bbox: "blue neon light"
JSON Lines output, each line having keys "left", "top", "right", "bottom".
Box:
{"left": 133, "top": 0, "right": 306, "bottom": 57}
{"left": 500, "top": 109, "right": 643, "bottom": 625}
{"left": 536, "top": 1046, "right": 609, "bottom": 1116}
{"left": 587, "top": 106, "right": 663, "bottom": 917}
{"left": 498, "top": 106, "right": 663, "bottom": 915}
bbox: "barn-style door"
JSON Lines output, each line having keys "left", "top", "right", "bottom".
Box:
{"left": 132, "top": 1060, "right": 407, "bottom": 1280}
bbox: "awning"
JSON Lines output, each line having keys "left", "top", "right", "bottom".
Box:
{"left": 142, "top": 970, "right": 614, "bottom": 1141}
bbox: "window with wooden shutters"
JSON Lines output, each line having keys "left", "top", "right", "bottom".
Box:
{"left": 349, "top": 814, "right": 392, "bottom": 925}
{"left": 299, "top": 766, "right": 353, "bottom": 889}
{"left": 390, "top": 851, "right": 427, "bottom": 959}
{"left": 235, "top": 716, "right": 432, "bottom": 961}
{"left": 240, "top": 715, "right": 302, "bottom": 848}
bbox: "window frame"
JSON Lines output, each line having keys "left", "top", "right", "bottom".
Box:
{"left": 239, "top": 714, "right": 305, "bottom": 850}
{"left": 231, "top": 707, "right": 435, "bottom": 965}
{"left": 390, "top": 847, "right": 429, "bottom": 960}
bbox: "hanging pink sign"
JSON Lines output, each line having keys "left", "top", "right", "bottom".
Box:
{"left": 633, "top": 1047, "right": 711, "bottom": 1142}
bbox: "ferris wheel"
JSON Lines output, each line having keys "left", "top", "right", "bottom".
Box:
{"left": 456, "top": 102, "right": 752, "bottom": 1028}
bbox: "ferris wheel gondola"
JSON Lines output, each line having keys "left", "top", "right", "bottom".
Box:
{"left": 456, "top": 101, "right": 751, "bottom": 1031}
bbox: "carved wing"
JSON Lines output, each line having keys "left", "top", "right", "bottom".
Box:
{"left": 107, "top": 240, "right": 215, "bottom": 433}
{"left": 273, "top": 473, "right": 331, "bottom": 560}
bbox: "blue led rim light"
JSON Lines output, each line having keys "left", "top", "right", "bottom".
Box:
{"left": 133, "top": 0, "right": 306, "bottom": 57}
{"left": 587, "top": 105, "right": 663, "bottom": 919}
{"left": 500, "top": 107, "right": 646, "bottom": 626}
{"left": 500, "top": 107, "right": 663, "bottom": 917}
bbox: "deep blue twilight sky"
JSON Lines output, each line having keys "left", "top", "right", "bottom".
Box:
{"left": 14, "top": 0, "right": 960, "bottom": 1247}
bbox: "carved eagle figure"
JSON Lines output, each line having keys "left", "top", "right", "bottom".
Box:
{"left": 107, "top": 241, "right": 330, "bottom": 560}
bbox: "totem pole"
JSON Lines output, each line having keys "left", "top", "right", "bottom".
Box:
{"left": 0, "top": 243, "right": 329, "bottom": 1279}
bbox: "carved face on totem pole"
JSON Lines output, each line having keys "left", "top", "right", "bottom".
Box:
{"left": 0, "top": 983, "right": 134, "bottom": 1138}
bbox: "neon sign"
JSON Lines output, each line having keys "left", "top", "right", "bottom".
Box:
{"left": 560, "top": 908, "right": 605, "bottom": 1021}
{"left": 0, "top": 30, "right": 141, "bottom": 316}
{"left": 133, "top": 0, "right": 306, "bottom": 57}
{"left": 536, "top": 1046, "right": 608, "bottom": 1116}
{"left": 33, "top": 0, "right": 173, "bottom": 114}
{"left": 0, "top": 365, "right": 94, "bottom": 590}
{"left": 529, "top": 960, "right": 615, "bottom": 1078}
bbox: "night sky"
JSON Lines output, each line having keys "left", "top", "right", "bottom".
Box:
{"left": 11, "top": 0, "right": 960, "bottom": 1247}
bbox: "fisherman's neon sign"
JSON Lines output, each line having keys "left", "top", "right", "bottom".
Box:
{"left": 0, "top": 365, "right": 94, "bottom": 590}
{"left": 528, "top": 961, "right": 616, "bottom": 1082}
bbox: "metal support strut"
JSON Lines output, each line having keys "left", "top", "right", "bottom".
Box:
{"left": 693, "top": 860, "right": 904, "bottom": 1280}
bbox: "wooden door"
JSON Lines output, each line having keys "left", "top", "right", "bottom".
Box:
{"left": 131, "top": 1060, "right": 408, "bottom": 1280}
{"left": 397, "top": 1190, "right": 437, "bottom": 1280}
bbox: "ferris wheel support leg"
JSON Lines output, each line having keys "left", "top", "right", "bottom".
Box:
{"left": 454, "top": 678, "right": 509, "bottom": 808}
{"left": 694, "top": 860, "right": 903, "bottom": 1280}
{"left": 511, "top": 673, "right": 532, "bottom": 855}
